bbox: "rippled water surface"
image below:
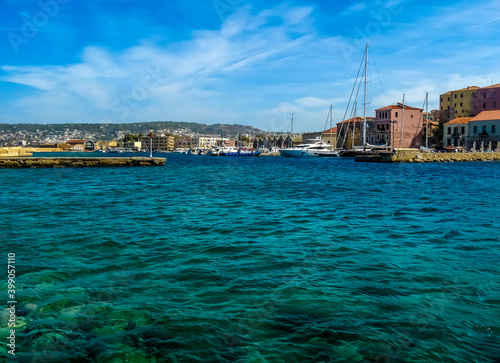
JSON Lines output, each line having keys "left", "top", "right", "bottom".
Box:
{"left": 1, "top": 154, "right": 499, "bottom": 362}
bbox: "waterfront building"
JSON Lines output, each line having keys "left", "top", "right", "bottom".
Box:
{"left": 301, "top": 132, "right": 323, "bottom": 143}
{"left": 175, "top": 137, "right": 195, "bottom": 149}
{"left": 443, "top": 117, "right": 473, "bottom": 147}
{"left": 84, "top": 140, "right": 95, "bottom": 151}
{"left": 124, "top": 141, "right": 141, "bottom": 151}
{"left": 141, "top": 135, "right": 174, "bottom": 152}
{"left": 365, "top": 104, "right": 423, "bottom": 149}
{"left": 95, "top": 140, "right": 108, "bottom": 150}
{"left": 439, "top": 86, "right": 479, "bottom": 122}
{"left": 66, "top": 140, "right": 86, "bottom": 151}
{"left": 471, "top": 83, "right": 500, "bottom": 116}
{"left": 468, "top": 110, "right": 500, "bottom": 147}
{"left": 336, "top": 117, "right": 374, "bottom": 149}
{"left": 108, "top": 140, "right": 119, "bottom": 149}
{"left": 423, "top": 119, "right": 440, "bottom": 147}
{"left": 322, "top": 127, "right": 337, "bottom": 146}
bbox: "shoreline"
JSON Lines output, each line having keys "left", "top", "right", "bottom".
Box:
{"left": 355, "top": 150, "right": 500, "bottom": 163}
{"left": 0, "top": 157, "right": 166, "bottom": 168}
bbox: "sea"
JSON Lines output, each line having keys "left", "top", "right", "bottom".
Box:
{"left": 1, "top": 153, "right": 499, "bottom": 362}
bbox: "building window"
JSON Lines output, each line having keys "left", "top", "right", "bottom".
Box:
{"left": 440, "top": 97, "right": 443, "bottom": 102}
{"left": 494, "top": 92, "right": 497, "bottom": 99}
{"left": 460, "top": 103, "right": 463, "bottom": 107}
{"left": 483, "top": 125, "right": 487, "bottom": 133}
{"left": 447, "top": 127, "right": 451, "bottom": 135}
{"left": 492, "top": 125, "right": 496, "bottom": 134}
{"left": 448, "top": 97, "right": 450, "bottom": 101}
{"left": 454, "top": 103, "right": 457, "bottom": 107}
{"left": 483, "top": 103, "right": 487, "bottom": 108}
{"left": 461, "top": 94, "right": 463, "bottom": 98}
{"left": 395, "top": 112, "right": 398, "bottom": 117}
{"left": 493, "top": 102, "right": 497, "bottom": 108}
{"left": 454, "top": 94, "right": 457, "bottom": 99}
{"left": 461, "top": 126, "right": 465, "bottom": 134}
{"left": 483, "top": 93, "right": 487, "bottom": 99}
{"left": 474, "top": 126, "right": 477, "bottom": 135}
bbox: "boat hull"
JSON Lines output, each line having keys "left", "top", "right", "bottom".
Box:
{"left": 216, "top": 152, "right": 261, "bottom": 157}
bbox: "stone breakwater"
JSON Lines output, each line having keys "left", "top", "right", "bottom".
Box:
{"left": 0, "top": 157, "right": 166, "bottom": 169}
{"left": 356, "top": 150, "right": 500, "bottom": 163}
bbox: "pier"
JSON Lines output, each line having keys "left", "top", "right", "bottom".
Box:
{"left": 0, "top": 157, "right": 166, "bottom": 169}
{"left": 355, "top": 150, "right": 500, "bottom": 163}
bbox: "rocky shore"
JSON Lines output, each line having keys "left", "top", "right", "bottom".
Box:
{"left": 0, "top": 157, "right": 166, "bottom": 168}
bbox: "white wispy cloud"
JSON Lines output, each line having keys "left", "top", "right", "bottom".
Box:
{"left": 0, "top": 5, "right": 321, "bottom": 125}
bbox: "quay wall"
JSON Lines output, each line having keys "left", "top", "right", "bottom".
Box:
{"left": 389, "top": 150, "right": 500, "bottom": 163}
{"left": 0, "top": 157, "right": 165, "bottom": 169}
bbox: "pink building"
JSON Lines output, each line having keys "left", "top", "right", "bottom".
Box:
{"left": 472, "top": 83, "right": 500, "bottom": 116}
{"left": 366, "top": 103, "right": 424, "bottom": 149}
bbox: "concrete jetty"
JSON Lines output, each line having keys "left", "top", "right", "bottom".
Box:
{"left": 355, "top": 149, "right": 500, "bottom": 163}
{"left": 0, "top": 157, "right": 166, "bottom": 169}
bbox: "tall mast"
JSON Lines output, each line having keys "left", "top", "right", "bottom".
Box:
{"left": 329, "top": 105, "right": 333, "bottom": 151}
{"left": 363, "top": 43, "right": 368, "bottom": 146}
{"left": 401, "top": 94, "right": 405, "bottom": 148}
{"left": 425, "top": 92, "right": 429, "bottom": 148}
{"left": 353, "top": 102, "right": 357, "bottom": 149}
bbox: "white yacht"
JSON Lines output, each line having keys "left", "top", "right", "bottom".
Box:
{"left": 279, "top": 140, "right": 338, "bottom": 157}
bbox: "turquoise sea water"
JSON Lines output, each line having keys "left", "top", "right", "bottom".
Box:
{"left": 1, "top": 154, "right": 499, "bottom": 362}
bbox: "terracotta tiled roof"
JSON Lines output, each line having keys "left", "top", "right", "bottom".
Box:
{"left": 336, "top": 117, "right": 374, "bottom": 125}
{"left": 479, "top": 83, "right": 500, "bottom": 89}
{"left": 440, "top": 86, "right": 479, "bottom": 96}
{"left": 444, "top": 117, "right": 474, "bottom": 125}
{"left": 376, "top": 103, "right": 422, "bottom": 111}
{"left": 471, "top": 110, "right": 500, "bottom": 122}
{"left": 323, "top": 127, "right": 337, "bottom": 133}
{"left": 452, "top": 86, "right": 480, "bottom": 92}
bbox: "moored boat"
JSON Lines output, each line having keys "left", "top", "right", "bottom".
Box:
{"left": 279, "top": 140, "right": 338, "bottom": 157}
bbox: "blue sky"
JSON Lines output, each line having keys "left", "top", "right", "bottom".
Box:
{"left": 1, "top": 0, "right": 500, "bottom": 132}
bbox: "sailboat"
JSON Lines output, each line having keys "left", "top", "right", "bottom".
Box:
{"left": 338, "top": 43, "right": 381, "bottom": 157}
{"left": 316, "top": 105, "right": 340, "bottom": 157}
{"left": 279, "top": 110, "right": 339, "bottom": 157}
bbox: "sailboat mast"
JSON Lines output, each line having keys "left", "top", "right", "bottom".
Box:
{"left": 401, "top": 94, "right": 405, "bottom": 148}
{"left": 363, "top": 43, "right": 368, "bottom": 146}
{"left": 353, "top": 102, "right": 357, "bottom": 149}
{"left": 329, "top": 105, "right": 333, "bottom": 151}
{"left": 425, "top": 92, "right": 429, "bottom": 148}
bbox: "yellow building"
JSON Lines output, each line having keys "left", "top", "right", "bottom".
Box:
{"left": 141, "top": 135, "right": 174, "bottom": 151}
{"left": 322, "top": 127, "right": 337, "bottom": 147}
{"left": 440, "top": 86, "right": 479, "bottom": 122}
{"left": 95, "top": 140, "right": 108, "bottom": 150}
